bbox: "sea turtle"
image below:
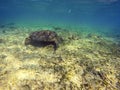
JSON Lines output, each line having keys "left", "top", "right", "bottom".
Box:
{"left": 25, "top": 30, "right": 62, "bottom": 50}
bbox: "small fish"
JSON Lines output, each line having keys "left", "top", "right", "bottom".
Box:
{"left": 68, "top": 9, "right": 72, "bottom": 13}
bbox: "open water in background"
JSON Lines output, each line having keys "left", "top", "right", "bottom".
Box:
{"left": 0, "top": 0, "right": 120, "bottom": 33}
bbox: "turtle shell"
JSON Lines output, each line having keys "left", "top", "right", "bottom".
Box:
{"left": 25, "top": 30, "right": 62, "bottom": 50}
{"left": 29, "top": 30, "right": 58, "bottom": 42}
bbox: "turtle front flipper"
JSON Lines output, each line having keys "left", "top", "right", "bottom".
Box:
{"left": 53, "top": 40, "right": 59, "bottom": 51}
{"left": 53, "top": 43, "right": 57, "bottom": 51}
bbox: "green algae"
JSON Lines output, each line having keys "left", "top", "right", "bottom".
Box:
{"left": 0, "top": 25, "right": 120, "bottom": 90}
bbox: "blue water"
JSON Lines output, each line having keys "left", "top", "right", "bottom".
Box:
{"left": 0, "top": 0, "right": 120, "bottom": 32}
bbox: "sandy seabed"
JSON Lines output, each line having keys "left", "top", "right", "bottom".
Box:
{"left": 0, "top": 25, "right": 120, "bottom": 90}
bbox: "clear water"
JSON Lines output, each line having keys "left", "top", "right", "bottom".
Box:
{"left": 0, "top": 0, "right": 120, "bottom": 30}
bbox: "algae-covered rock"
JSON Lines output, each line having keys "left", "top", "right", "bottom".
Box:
{"left": 25, "top": 30, "right": 63, "bottom": 50}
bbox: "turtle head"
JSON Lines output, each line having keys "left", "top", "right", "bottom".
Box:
{"left": 25, "top": 37, "right": 31, "bottom": 45}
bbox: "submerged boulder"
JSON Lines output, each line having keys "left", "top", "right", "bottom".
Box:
{"left": 25, "top": 30, "right": 63, "bottom": 50}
